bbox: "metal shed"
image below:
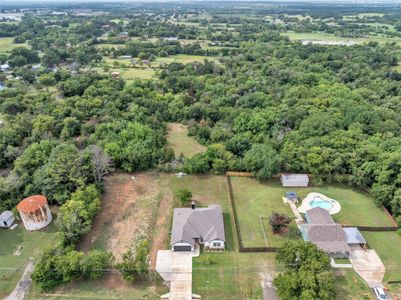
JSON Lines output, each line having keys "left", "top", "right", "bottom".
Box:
{"left": 280, "top": 174, "right": 309, "bottom": 187}
{"left": 0, "top": 210, "right": 15, "bottom": 228}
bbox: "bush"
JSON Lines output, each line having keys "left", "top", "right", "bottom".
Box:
{"left": 175, "top": 189, "right": 192, "bottom": 206}
{"left": 269, "top": 212, "right": 292, "bottom": 234}
{"left": 117, "top": 239, "right": 149, "bottom": 282}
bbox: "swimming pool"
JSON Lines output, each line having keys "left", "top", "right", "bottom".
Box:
{"left": 310, "top": 198, "right": 333, "bottom": 210}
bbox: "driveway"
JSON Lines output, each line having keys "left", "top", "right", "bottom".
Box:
{"left": 156, "top": 250, "right": 195, "bottom": 300}
{"left": 350, "top": 249, "right": 385, "bottom": 288}
{"left": 260, "top": 272, "right": 279, "bottom": 300}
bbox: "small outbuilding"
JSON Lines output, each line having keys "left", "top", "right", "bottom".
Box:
{"left": 0, "top": 210, "right": 15, "bottom": 228}
{"left": 17, "top": 195, "right": 52, "bottom": 231}
{"left": 280, "top": 174, "right": 309, "bottom": 187}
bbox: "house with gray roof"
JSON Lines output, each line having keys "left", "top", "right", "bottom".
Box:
{"left": 301, "top": 207, "right": 365, "bottom": 258}
{"left": 171, "top": 204, "right": 225, "bottom": 252}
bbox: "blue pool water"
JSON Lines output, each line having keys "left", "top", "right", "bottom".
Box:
{"left": 310, "top": 198, "right": 333, "bottom": 210}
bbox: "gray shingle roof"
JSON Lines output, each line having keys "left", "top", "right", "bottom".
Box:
{"left": 302, "top": 207, "right": 350, "bottom": 254}
{"left": 171, "top": 205, "right": 225, "bottom": 246}
{"left": 306, "top": 207, "right": 335, "bottom": 224}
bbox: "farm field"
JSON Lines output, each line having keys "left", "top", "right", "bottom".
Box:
{"left": 0, "top": 37, "right": 28, "bottom": 53}
{"left": 166, "top": 122, "right": 206, "bottom": 158}
{"left": 283, "top": 31, "right": 401, "bottom": 45}
{"left": 363, "top": 231, "right": 401, "bottom": 288}
{"left": 0, "top": 220, "right": 61, "bottom": 298}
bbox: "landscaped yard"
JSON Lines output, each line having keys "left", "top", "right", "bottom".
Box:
{"left": 229, "top": 177, "right": 393, "bottom": 247}
{"left": 0, "top": 220, "right": 61, "bottom": 298}
{"left": 166, "top": 123, "right": 206, "bottom": 158}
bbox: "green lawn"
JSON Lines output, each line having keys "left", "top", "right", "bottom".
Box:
{"left": 0, "top": 220, "right": 61, "bottom": 298}
{"left": 230, "top": 177, "right": 296, "bottom": 247}
{"left": 334, "top": 270, "right": 374, "bottom": 300}
{"left": 0, "top": 37, "right": 28, "bottom": 53}
{"left": 260, "top": 217, "right": 300, "bottom": 247}
{"left": 166, "top": 123, "right": 206, "bottom": 158}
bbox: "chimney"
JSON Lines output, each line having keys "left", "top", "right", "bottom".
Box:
{"left": 191, "top": 201, "right": 195, "bottom": 210}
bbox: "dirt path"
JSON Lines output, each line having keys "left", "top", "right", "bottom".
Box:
{"left": 149, "top": 182, "right": 174, "bottom": 271}
{"left": 6, "top": 259, "right": 34, "bottom": 300}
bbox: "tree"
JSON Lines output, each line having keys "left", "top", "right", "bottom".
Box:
{"left": 175, "top": 189, "right": 192, "bottom": 206}
{"left": 56, "top": 185, "right": 101, "bottom": 244}
{"left": 269, "top": 212, "right": 292, "bottom": 234}
{"left": 273, "top": 240, "right": 335, "bottom": 300}
{"left": 243, "top": 143, "right": 280, "bottom": 179}
{"left": 88, "top": 145, "right": 114, "bottom": 183}
{"left": 117, "top": 239, "right": 149, "bottom": 282}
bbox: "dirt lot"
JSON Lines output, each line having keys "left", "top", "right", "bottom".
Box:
{"left": 79, "top": 172, "right": 174, "bottom": 270}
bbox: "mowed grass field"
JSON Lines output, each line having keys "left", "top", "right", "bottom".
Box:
{"left": 166, "top": 123, "right": 206, "bottom": 158}
{"left": 0, "top": 220, "right": 61, "bottom": 298}
{"left": 334, "top": 270, "right": 374, "bottom": 300}
{"left": 229, "top": 177, "right": 296, "bottom": 247}
{"left": 229, "top": 177, "right": 392, "bottom": 247}
{"left": 283, "top": 31, "right": 401, "bottom": 45}
{"left": 0, "top": 37, "right": 28, "bottom": 53}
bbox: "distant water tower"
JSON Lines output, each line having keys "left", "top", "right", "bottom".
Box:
{"left": 17, "top": 195, "right": 52, "bottom": 231}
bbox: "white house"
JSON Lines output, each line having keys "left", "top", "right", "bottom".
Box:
{"left": 280, "top": 173, "right": 309, "bottom": 187}
{"left": 171, "top": 204, "right": 225, "bottom": 252}
{"left": 1, "top": 63, "right": 11, "bottom": 72}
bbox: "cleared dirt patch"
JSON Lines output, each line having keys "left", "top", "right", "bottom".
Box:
{"left": 79, "top": 172, "right": 161, "bottom": 262}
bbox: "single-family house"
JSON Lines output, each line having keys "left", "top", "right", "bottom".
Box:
{"left": 1, "top": 63, "right": 11, "bottom": 72}
{"left": 171, "top": 204, "right": 225, "bottom": 252}
{"left": 301, "top": 207, "right": 351, "bottom": 258}
{"left": 118, "top": 32, "right": 129, "bottom": 40}
{"left": 280, "top": 173, "right": 309, "bottom": 187}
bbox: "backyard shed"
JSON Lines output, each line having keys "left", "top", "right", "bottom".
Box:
{"left": 17, "top": 195, "right": 52, "bottom": 231}
{"left": 280, "top": 174, "right": 309, "bottom": 187}
{"left": 0, "top": 210, "right": 15, "bottom": 228}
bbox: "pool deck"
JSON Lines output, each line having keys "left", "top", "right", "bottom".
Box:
{"left": 298, "top": 192, "right": 341, "bottom": 215}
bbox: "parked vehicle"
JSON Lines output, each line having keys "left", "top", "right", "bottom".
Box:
{"left": 373, "top": 287, "right": 388, "bottom": 300}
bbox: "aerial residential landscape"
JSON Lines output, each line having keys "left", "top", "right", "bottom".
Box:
{"left": 2, "top": 1, "right": 401, "bottom": 299}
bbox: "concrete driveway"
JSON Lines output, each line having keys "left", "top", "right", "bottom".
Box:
{"left": 157, "top": 250, "right": 197, "bottom": 300}
{"left": 350, "top": 249, "right": 385, "bottom": 288}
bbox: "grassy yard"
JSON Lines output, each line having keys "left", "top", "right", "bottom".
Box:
{"left": 0, "top": 220, "right": 61, "bottom": 298}
{"left": 230, "top": 177, "right": 296, "bottom": 247}
{"left": 334, "top": 270, "right": 374, "bottom": 300}
{"left": 229, "top": 177, "right": 392, "bottom": 247}
{"left": 0, "top": 37, "right": 28, "bottom": 53}
{"left": 161, "top": 174, "right": 276, "bottom": 299}
{"left": 166, "top": 123, "right": 206, "bottom": 158}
